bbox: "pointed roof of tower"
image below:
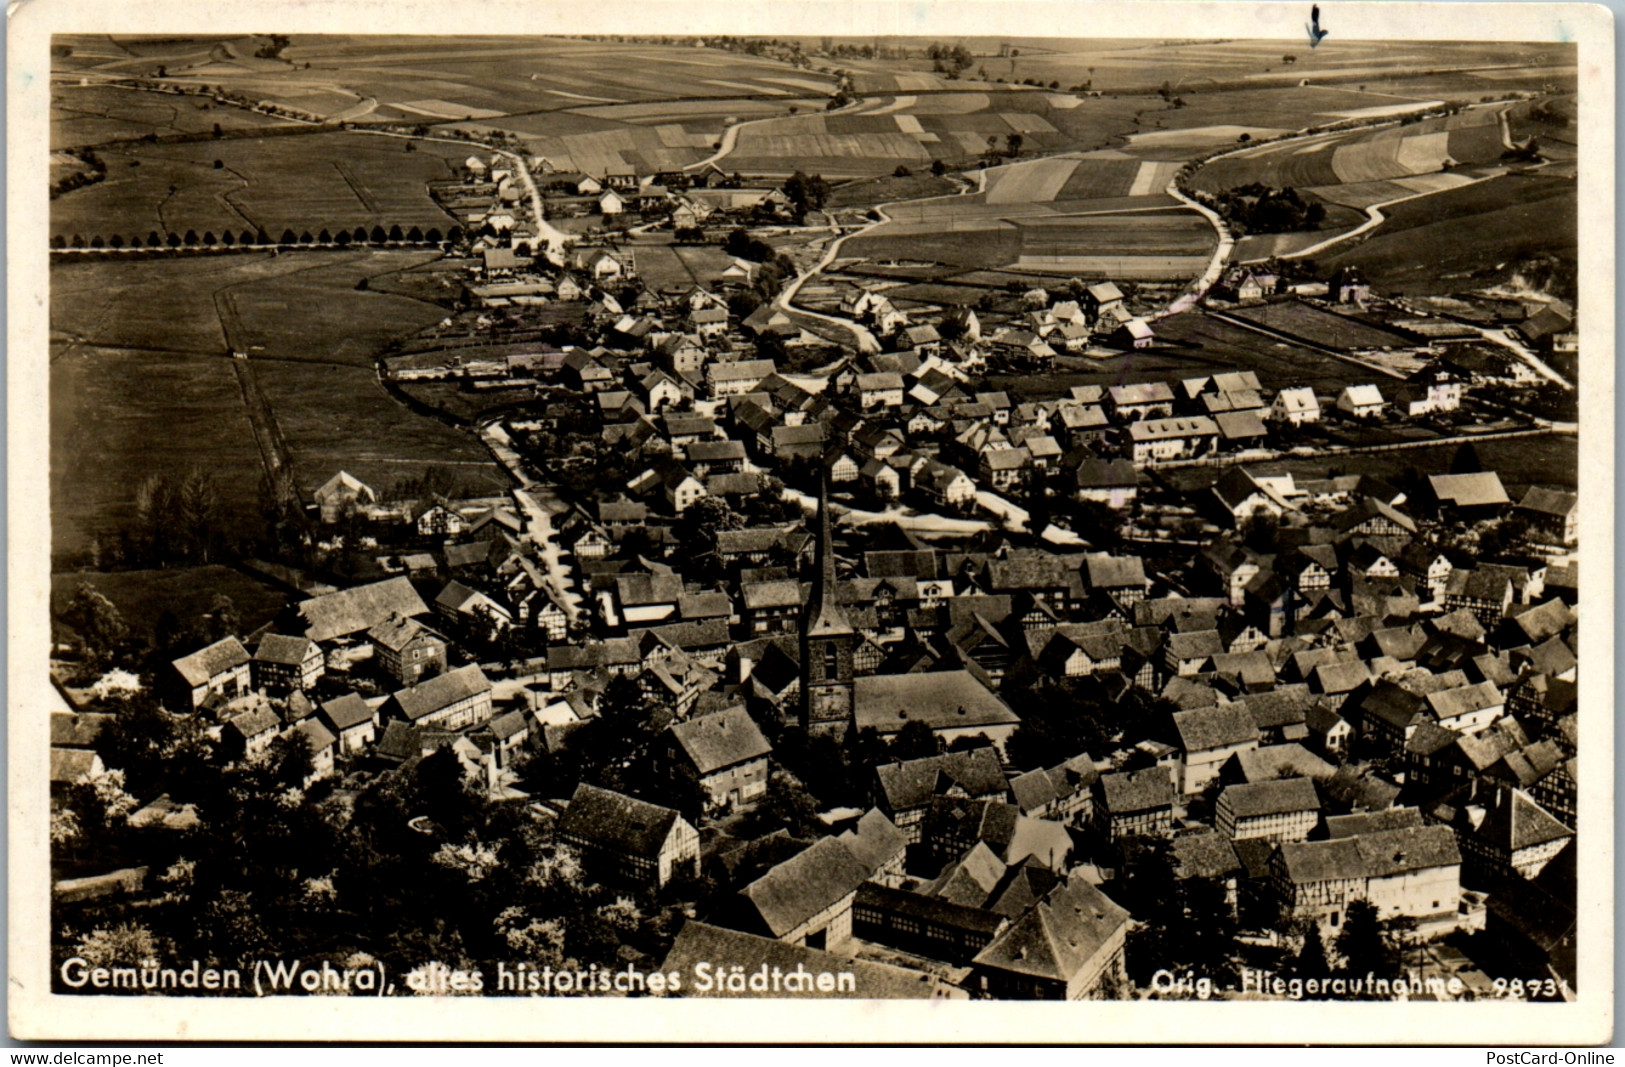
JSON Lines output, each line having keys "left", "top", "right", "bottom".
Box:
{"left": 803, "top": 470, "right": 853, "bottom": 638}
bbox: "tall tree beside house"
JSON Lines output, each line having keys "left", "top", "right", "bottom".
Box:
{"left": 672, "top": 495, "right": 744, "bottom": 585}
{"left": 1333, "top": 899, "right": 1412, "bottom": 987}
{"left": 782, "top": 170, "right": 830, "bottom": 220}
{"left": 195, "top": 594, "right": 240, "bottom": 647}
{"left": 1450, "top": 441, "right": 1484, "bottom": 475}
{"left": 61, "top": 583, "right": 129, "bottom": 672}
{"left": 1111, "top": 837, "right": 1240, "bottom": 989}
{"left": 888, "top": 719, "right": 941, "bottom": 761}
{"left": 1292, "top": 920, "right": 1333, "bottom": 981}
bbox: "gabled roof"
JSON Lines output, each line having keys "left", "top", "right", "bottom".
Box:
{"left": 1097, "top": 767, "right": 1174, "bottom": 814}
{"left": 389, "top": 664, "right": 491, "bottom": 722}
{"left": 1340, "top": 384, "right": 1385, "bottom": 407}
{"left": 837, "top": 809, "right": 908, "bottom": 879}
{"left": 367, "top": 613, "right": 445, "bottom": 653}
{"left": 1074, "top": 458, "right": 1138, "bottom": 490}
{"left": 1225, "top": 743, "right": 1336, "bottom": 783}
{"left": 173, "top": 637, "right": 251, "bottom": 687}
{"left": 1277, "top": 825, "right": 1460, "bottom": 884}
{"left": 319, "top": 693, "right": 374, "bottom": 732}
{"left": 1518, "top": 486, "right": 1578, "bottom": 519}
{"left": 1323, "top": 807, "right": 1424, "bottom": 838}
{"left": 1221, "top": 776, "right": 1320, "bottom": 819}
{"left": 1274, "top": 386, "right": 1319, "bottom": 413}
{"left": 668, "top": 706, "right": 770, "bottom": 775}
{"left": 662, "top": 921, "right": 938, "bottom": 999}
{"left": 971, "top": 874, "right": 1129, "bottom": 983}
{"left": 875, "top": 747, "right": 1007, "bottom": 810}
{"left": 296, "top": 717, "right": 338, "bottom": 753}
{"left": 226, "top": 706, "right": 282, "bottom": 740}
{"left": 1171, "top": 829, "right": 1243, "bottom": 881}
{"left": 853, "top": 671, "right": 1019, "bottom": 734}
{"left": 739, "top": 836, "right": 870, "bottom": 938}
{"left": 1173, "top": 705, "right": 1259, "bottom": 753}
{"left": 558, "top": 783, "right": 682, "bottom": 858}
{"left": 1429, "top": 471, "right": 1510, "bottom": 509}
{"left": 1472, "top": 787, "right": 1573, "bottom": 851}
{"left": 300, "top": 577, "right": 430, "bottom": 644}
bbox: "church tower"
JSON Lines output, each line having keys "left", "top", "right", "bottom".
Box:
{"left": 799, "top": 471, "right": 854, "bottom": 735}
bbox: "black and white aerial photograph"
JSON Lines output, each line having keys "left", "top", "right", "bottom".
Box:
{"left": 15, "top": 0, "right": 1612, "bottom": 1046}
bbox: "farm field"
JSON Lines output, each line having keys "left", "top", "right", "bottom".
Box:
{"left": 1190, "top": 106, "right": 1512, "bottom": 198}
{"left": 1222, "top": 301, "right": 1420, "bottom": 350}
{"left": 51, "top": 345, "right": 266, "bottom": 563}
{"left": 450, "top": 113, "right": 719, "bottom": 174}
{"left": 929, "top": 39, "right": 1552, "bottom": 95}
{"left": 721, "top": 90, "right": 1140, "bottom": 177}
{"left": 50, "top": 252, "right": 499, "bottom": 561}
{"left": 50, "top": 565, "right": 292, "bottom": 644}
{"left": 1148, "top": 311, "right": 1386, "bottom": 394}
{"left": 51, "top": 131, "right": 465, "bottom": 244}
{"left": 1316, "top": 172, "right": 1577, "bottom": 295}
{"left": 50, "top": 250, "right": 446, "bottom": 360}
{"left": 1231, "top": 433, "right": 1578, "bottom": 495}
{"left": 67, "top": 36, "right": 838, "bottom": 120}
{"left": 826, "top": 171, "right": 960, "bottom": 209}
{"left": 51, "top": 83, "right": 297, "bottom": 149}
{"left": 254, "top": 361, "right": 505, "bottom": 500}
{"left": 628, "top": 241, "right": 740, "bottom": 290}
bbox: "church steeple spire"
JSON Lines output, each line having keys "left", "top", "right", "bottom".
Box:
{"left": 803, "top": 468, "right": 853, "bottom": 638}
{"left": 799, "top": 466, "right": 854, "bottom": 734}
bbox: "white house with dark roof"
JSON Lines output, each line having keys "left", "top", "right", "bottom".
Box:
{"left": 1127, "top": 416, "right": 1219, "bottom": 464}
{"left": 1271, "top": 386, "right": 1321, "bottom": 426}
{"left": 734, "top": 836, "right": 871, "bottom": 950}
{"left": 663, "top": 706, "right": 771, "bottom": 810}
{"left": 317, "top": 693, "right": 377, "bottom": 756}
{"left": 1172, "top": 705, "right": 1261, "bottom": 795}
{"left": 382, "top": 664, "right": 493, "bottom": 731}
{"left": 171, "top": 637, "right": 251, "bottom": 711}
{"left": 252, "top": 634, "right": 324, "bottom": 694}
{"left": 1271, "top": 825, "right": 1462, "bottom": 932}
{"left": 222, "top": 706, "right": 282, "bottom": 763}
{"left": 557, "top": 783, "right": 699, "bottom": 888}
{"left": 1216, "top": 777, "right": 1320, "bottom": 842}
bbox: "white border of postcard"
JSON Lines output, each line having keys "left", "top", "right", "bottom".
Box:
{"left": 9, "top": 0, "right": 1614, "bottom": 1044}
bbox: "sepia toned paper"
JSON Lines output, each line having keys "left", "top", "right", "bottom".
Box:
{"left": 10, "top": 0, "right": 1613, "bottom": 1045}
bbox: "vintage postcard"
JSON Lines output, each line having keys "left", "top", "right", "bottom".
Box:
{"left": 9, "top": 0, "right": 1613, "bottom": 1045}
